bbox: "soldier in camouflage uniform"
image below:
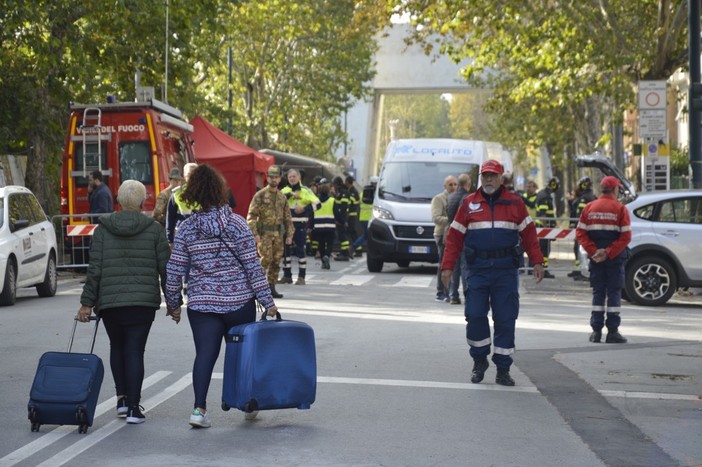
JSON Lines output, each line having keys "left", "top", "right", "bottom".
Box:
{"left": 153, "top": 167, "right": 183, "bottom": 226}
{"left": 247, "top": 165, "right": 293, "bottom": 299}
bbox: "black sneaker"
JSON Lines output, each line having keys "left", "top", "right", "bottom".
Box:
{"left": 495, "top": 368, "right": 515, "bottom": 386}
{"left": 470, "top": 358, "right": 489, "bottom": 384}
{"left": 543, "top": 270, "right": 556, "bottom": 279}
{"left": 116, "top": 396, "right": 128, "bottom": 418}
{"left": 605, "top": 331, "right": 628, "bottom": 344}
{"left": 589, "top": 330, "right": 602, "bottom": 343}
{"left": 126, "top": 405, "right": 145, "bottom": 424}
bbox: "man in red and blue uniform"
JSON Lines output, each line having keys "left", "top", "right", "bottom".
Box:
{"left": 575, "top": 176, "right": 631, "bottom": 344}
{"left": 441, "top": 160, "right": 544, "bottom": 386}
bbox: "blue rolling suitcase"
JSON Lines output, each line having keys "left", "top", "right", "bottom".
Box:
{"left": 28, "top": 316, "right": 104, "bottom": 434}
{"left": 221, "top": 311, "right": 316, "bottom": 414}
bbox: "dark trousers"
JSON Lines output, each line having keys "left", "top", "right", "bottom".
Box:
{"left": 315, "top": 230, "right": 336, "bottom": 258}
{"left": 187, "top": 299, "right": 256, "bottom": 410}
{"left": 283, "top": 225, "right": 308, "bottom": 278}
{"left": 101, "top": 309, "right": 155, "bottom": 407}
{"left": 589, "top": 260, "right": 624, "bottom": 331}
{"left": 464, "top": 268, "right": 519, "bottom": 369}
{"left": 435, "top": 235, "right": 447, "bottom": 296}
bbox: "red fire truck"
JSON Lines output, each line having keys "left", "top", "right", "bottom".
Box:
{"left": 60, "top": 94, "right": 196, "bottom": 218}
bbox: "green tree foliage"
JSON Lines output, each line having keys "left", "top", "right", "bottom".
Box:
{"left": 0, "top": 0, "right": 387, "bottom": 210}
{"left": 392, "top": 0, "right": 688, "bottom": 173}
{"left": 199, "top": 0, "right": 383, "bottom": 159}
{"left": 380, "top": 93, "right": 451, "bottom": 143}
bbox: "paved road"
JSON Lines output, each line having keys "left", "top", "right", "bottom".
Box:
{"left": 1, "top": 257, "right": 700, "bottom": 467}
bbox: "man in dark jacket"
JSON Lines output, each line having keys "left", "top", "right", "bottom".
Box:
{"left": 446, "top": 173, "right": 473, "bottom": 304}
{"left": 88, "top": 170, "right": 113, "bottom": 223}
{"left": 535, "top": 177, "right": 559, "bottom": 278}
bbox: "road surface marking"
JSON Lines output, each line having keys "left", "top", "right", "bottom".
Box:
{"left": 1, "top": 370, "right": 171, "bottom": 467}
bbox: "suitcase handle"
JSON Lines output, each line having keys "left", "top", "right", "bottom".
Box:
{"left": 68, "top": 315, "right": 100, "bottom": 353}
{"left": 260, "top": 311, "right": 282, "bottom": 321}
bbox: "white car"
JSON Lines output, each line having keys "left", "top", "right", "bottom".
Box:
{"left": 0, "top": 186, "right": 58, "bottom": 306}
{"left": 624, "top": 190, "right": 702, "bottom": 306}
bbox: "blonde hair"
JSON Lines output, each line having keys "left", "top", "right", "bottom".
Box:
{"left": 183, "top": 163, "right": 198, "bottom": 179}
{"left": 117, "top": 180, "right": 147, "bottom": 212}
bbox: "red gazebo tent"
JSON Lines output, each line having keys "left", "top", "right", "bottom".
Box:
{"left": 190, "top": 115, "right": 274, "bottom": 217}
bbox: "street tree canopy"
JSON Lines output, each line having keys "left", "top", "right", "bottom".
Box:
{"left": 392, "top": 0, "right": 689, "bottom": 170}
{"left": 0, "top": 0, "right": 389, "bottom": 211}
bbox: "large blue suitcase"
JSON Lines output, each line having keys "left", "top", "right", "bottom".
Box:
{"left": 221, "top": 312, "right": 316, "bottom": 414}
{"left": 28, "top": 317, "right": 104, "bottom": 434}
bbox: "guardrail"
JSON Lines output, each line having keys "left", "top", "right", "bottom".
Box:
{"left": 50, "top": 214, "right": 107, "bottom": 271}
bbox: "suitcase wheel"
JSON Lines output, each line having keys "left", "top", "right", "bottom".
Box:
{"left": 221, "top": 401, "right": 230, "bottom": 412}
{"left": 28, "top": 405, "right": 38, "bottom": 423}
{"left": 76, "top": 406, "right": 89, "bottom": 433}
{"left": 243, "top": 400, "right": 259, "bottom": 413}
{"left": 28, "top": 406, "right": 40, "bottom": 431}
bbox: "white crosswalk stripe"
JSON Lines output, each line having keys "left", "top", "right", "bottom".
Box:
{"left": 330, "top": 274, "right": 374, "bottom": 286}
{"left": 393, "top": 276, "right": 433, "bottom": 288}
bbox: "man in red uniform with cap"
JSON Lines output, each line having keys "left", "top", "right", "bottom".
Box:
{"left": 575, "top": 176, "right": 631, "bottom": 344}
{"left": 441, "top": 159, "right": 544, "bottom": 386}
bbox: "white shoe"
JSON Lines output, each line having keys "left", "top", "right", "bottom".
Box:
{"left": 244, "top": 410, "right": 259, "bottom": 421}
{"left": 189, "top": 408, "right": 211, "bottom": 428}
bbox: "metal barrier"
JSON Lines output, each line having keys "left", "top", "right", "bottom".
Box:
{"left": 50, "top": 214, "right": 107, "bottom": 270}
{"left": 529, "top": 217, "right": 583, "bottom": 275}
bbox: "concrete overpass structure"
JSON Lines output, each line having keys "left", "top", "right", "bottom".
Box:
{"left": 337, "top": 24, "right": 475, "bottom": 184}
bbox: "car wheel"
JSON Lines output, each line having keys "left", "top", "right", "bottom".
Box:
{"left": 0, "top": 259, "right": 17, "bottom": 306}
{"left": 624, "top": 255, "right": 677, "bottom": 306}
{"left": 36, "top": 252, "right": 58, "bottom": 297}
{"left": 367, "top": 255, "right": 383, "bottom": 273}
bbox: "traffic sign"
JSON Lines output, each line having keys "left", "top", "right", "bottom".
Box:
{"left": 638, "top": 109, "right": 667, "bottom": 139}
{"left": 638, "top": 80, "right": 667, "bottom": 111}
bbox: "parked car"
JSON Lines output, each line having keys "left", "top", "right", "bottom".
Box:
{"left": 0, "top": 186, "right": 58, "bottom": 306}
{"left": 623, "top": 190, "right": 702, "bottom": 306}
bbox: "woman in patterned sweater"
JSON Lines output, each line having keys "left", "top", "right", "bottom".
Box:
{"left": 165, "top": 164, "right": 278, "bottom": 428}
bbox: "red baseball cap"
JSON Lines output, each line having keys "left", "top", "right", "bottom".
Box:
{"left": 600, "top": 176, "right": 623, "bottom": 190}
{"left": 480, "top": 159, "right": 504, "bottom": 175}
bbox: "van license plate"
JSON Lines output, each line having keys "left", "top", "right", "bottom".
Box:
{"left": 409, "top": 246, "right": 430, "bottom": 254}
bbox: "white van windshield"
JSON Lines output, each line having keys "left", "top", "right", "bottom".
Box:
{"left": 379, "top": 161, "right": 479, "bottom": 202}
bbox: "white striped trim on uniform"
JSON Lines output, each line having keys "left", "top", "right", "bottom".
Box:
{"left": 467, "top": 337, "right": 491, "bottom": 347}
{"left": 493, "top": 346, "right": 515, "bottom": 356}
{"left": 450, "top": 220, "right": 467, "bottom": 234}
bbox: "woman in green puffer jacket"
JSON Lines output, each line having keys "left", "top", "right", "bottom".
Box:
{"left": 77, "top": 180, "right": 171, "bottom": 425}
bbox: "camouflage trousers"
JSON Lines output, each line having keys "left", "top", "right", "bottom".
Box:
{"left": 258, "top": 233, "right": 284, "bottom": 285}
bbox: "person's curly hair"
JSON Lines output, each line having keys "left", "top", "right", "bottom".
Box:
{"left": 181, "top": 164, "right": 228, "bottom": 211}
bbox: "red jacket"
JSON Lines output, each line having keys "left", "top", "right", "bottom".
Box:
{"left": 442, "top": 187, "right": 544, "bottom": 271}
{"left": 575, "top": 193, "right": 631, "bottom": 260}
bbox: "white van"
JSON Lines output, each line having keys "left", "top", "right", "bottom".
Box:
{"left": 366, "top": 138, "right": 489, "bottom": 272}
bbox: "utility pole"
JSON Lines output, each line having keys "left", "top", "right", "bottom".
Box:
{"left": 227, "top": 45, "right": 233, "bottom": 135}
{"left": 164, "top": 0, "right": 169, "bottom": 103}
{"left": 689, "top": 0, "right": 702, "bottom": 188}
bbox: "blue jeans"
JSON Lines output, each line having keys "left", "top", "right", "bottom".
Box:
{"left": 187, "top": 299, "right": 256, "bottom": 410}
